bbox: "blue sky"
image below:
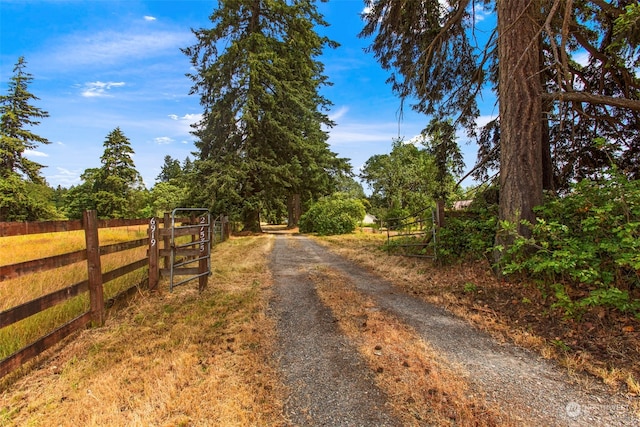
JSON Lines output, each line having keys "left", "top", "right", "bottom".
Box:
{"left": 1, "top": 0, "right": 495, "bottom": 190}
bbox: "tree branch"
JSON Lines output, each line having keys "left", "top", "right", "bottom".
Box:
{"left": 542, "top": 91, "right": 640, "bottom": 111}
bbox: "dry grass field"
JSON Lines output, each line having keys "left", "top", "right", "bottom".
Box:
{"left": 1, "top": 234, "right": 286, "bottom": 426}
{"left": 0, "top": 226, "right": 149, "bottom": 360}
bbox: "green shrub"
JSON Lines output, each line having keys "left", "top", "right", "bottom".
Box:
{"left": 434, "top": 209, "right": 497, "bottom": 263}
{"left": 500, "top": 170, "right": 640, "bottom": 318}
{"left": 299, "top": 194, "right": 366, "bottom": 236}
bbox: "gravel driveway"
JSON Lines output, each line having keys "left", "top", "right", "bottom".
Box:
{"left": 268, "top": 234, "right": 639, "bottom": 426}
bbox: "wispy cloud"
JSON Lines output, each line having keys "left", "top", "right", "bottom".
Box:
{"left": 168, "top": 113, "right": 201, "bottom": 136}
{"left": 329, "top": 106, "right": 349, "bottom": 122}
{"left": 326, "top": 121, "right": 416, "bottom": 146}
{"left": 39, "top": 29, "right": 193, "bottom": 70}
{"left": 574, "top": 51, "right": 590, "bottom": 67}
{"left": 24, "top": 150, "right": 49, "bottom": 157}
{"left": 46, "top": 167, "right": 82, "bottom": 187}
{"left": 143, "top": 15, "right": 157, "bottom": 22}
{"left": 80, "top": 81, "right": 125, "bottom": 97}
{"left": 154, "top": 136, "right": 174, "bottom": 145}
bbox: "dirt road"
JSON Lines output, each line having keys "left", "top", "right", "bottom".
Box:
{"left": 268, "top": 234, "right": 639, "bottom": 426}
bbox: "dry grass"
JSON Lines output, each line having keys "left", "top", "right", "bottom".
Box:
{"left": 0, "top": 235, "right": 286, "bottom": 426}
{"left": 0, "top": 226, "right": 150, "bottom": 360}
{"left": 312, "top": 266, "right": 514, "bottom": 426}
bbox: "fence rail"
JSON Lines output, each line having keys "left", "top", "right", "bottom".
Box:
{"left": 0, "top": 218, "right": 149, "bottom": 237}
{"left": 0, "top": 211, "right": 229, "bottom": 379}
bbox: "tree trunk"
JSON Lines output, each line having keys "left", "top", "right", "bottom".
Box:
{"left": 496, "top": 1, "right": 543, "bottom": 248}
{"left": 287, "top": 193, "right": 301, "bottom": 228}
{"left": 435, "top": 199, "right": 445, "bottom": 228}
{"left": 242, "top": 207, "right": 262, "bottom": 233}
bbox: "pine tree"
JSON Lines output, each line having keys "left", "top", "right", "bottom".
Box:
{"left": 156, "top": 155, "right": 183, "bottom": 183}
{"left": 184, "top": 0, "right": 348, "bottom": 231}
{"left": 0, "top": 57, "right": 58, "bottom": 221}
{"left": 94, "top": 127, "right": 144, "bottom": 218}
{"left": 0, "top": 56, "right": 51, "bottom": 182}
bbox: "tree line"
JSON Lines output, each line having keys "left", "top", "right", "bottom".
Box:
{"left": 2, "top": 1, "right": 638, "bottom": 253}
{"left": 0, "top": 57, "right": 196, "bottom": 221}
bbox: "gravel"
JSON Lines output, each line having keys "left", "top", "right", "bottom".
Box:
{"left": 268, "top": 234, "right": 639, "bottom": 426}
{"left": 269, "top": 234, "right": 401, "bottom": 426}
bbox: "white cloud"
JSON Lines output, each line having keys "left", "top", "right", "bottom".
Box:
{"left": 326, "top": 121, "right": 413, "bottom": 147}
{"left": 80, "top": 81, "right": 125, "bottom": 98}
{"left": 182, "top": 113, "right": 200, "bottom": 121}
{"left": 40, "top": 29, "right": 193, "bottom": 70}
{"left": 154, "top": 136, "right": 174, "bottom": 145}
{"left": 167, "top": 113, "right": 201, "bottom": 136}
{"left": 475, "top": 114, "right": 497, "bottom": 129}
{"left": 144, "top": 15, "right": 157, "bottom": 21}
{"left": 46, "top": 167, "right": 82, "bottom": 187}
{"left": 24, "top": 150, "right": 48, "bottom": 157}
{"left": 574, "top": 51, "right": 590, "bottom": 67}
{"left": 329, "top": 106, "right": 349, "bottom": 122}
{"left": 169, "top": 113, "right": 200, "bottom": 122}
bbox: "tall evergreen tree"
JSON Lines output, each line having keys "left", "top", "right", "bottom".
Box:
{"left": 184, "top": 0, "right": 348, "bottom": 232}
{"left": 0, "top": 56, "right": 51, "bottom": 182}
{"left": 0, "top": 57, "right": 58, "bottom": 221}
{"left": 156, "top": 155, "right": 183, "bottom": 184}
{"left": 94, "top": 127, "right": 144, "bottom": 218}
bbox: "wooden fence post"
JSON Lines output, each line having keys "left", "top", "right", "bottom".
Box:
{"left": 223, "top": 216, "right": 230, "bottom": 241}
{"left": 148, "top": 217, "right": 159, "bottom": 291}
{"left": 83, "top": 210, "right": 104, "bottom": 326}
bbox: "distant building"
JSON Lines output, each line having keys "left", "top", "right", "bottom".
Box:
{"left": 363, "top": 213, "right": 378, "bottom": 224}
{"left": 452, "top": 200, "right": 473, "bottom": 210}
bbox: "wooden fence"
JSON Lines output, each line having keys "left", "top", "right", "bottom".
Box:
{"left": 0, "top": 211, "right": 225, "bottom": 378}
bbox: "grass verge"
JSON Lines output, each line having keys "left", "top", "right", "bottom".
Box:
{"left": 0, "top": 235, "right": 286, "bottom": 427}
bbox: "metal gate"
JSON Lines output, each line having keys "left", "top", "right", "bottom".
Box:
{"left": 168, "top": 208, "right": 211, "bottom": 291}
{"left": 384, "top": 207, "right": 437, "bottom": 259}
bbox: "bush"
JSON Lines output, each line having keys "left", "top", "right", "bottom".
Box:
{"left": 299, "top": 194, "right": 366, "bottom": 236}
{"left": 500, "top": 170, "right": 640, "bottom": 318}
{"left": 435, "top": 209, "right": 497, "bottom": 264}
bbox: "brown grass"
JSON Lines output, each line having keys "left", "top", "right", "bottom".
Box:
{"left": 312, "top": 266, "right": 514, "bottom": 426}
{"left": 0, "top": 226, "right": 150, "bottom": 360}
{"left": 0, "top": 235, "right": 286, "bottom": 426}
